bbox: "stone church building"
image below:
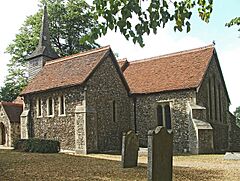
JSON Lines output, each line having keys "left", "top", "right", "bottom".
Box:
{"left": 16, "top": 6, "right": 240, "bottom": 154}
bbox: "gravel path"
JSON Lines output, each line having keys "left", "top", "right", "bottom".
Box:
{"left": 88, "top": 153, "right": 240, "bottom": 181}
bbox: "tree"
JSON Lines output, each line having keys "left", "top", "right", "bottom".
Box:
{"left": 89, "top": 0, "right": 214, "bottom": 47}
{"left": 226, "top": 17, "right": 240, "bottom": 32}
{"left": 0, "top": 0, "right": 99, "bottom": 102}
{"left": 234, "top": 106, "right": 240, "bottom": 126}
{"left": 89, "top": 0, "right": 239, "bottom": 47}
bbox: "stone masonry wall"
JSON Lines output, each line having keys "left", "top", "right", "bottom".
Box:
{"left": 24, "top": 86, "right": 85, "bottom": 150}
{"left": 228, "top": 112, "right": 240, "bottom": 151}
{"left": 10, "top": 123, "right": 20, "bottom": 145}
{"left": 197, "top": 55, "right": 229, "bottom": 152}
{"left": 86, "top": 56, "right": 131, "bottom": 152}
{"left": 135, "top": 90, "right": 195, "bottom": 153}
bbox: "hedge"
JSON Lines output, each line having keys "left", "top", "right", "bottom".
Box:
{"left": 14, "top": 138, "right": 60, "bottom": 153}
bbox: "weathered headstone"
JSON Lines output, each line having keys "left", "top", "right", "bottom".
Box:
{"left": 121, "top": 130, "right": 139, "bottom": 168}
{"left": 148, "top": 126, "right": 173, "bottom": 181}
{"left": 224, "top": 152, "right": 240, "bottom": 160}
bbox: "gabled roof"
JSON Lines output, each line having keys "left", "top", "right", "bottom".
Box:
{"left": 123, "top": 45, "right": 215, "bottom": 94}
{"left": 21, "top": 46, "right": 114, "bottom": 95}
{"left": 0, "top": 102, "right": 23, "bottom": 123}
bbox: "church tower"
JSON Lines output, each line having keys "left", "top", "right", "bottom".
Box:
{"left": 27, "top": 5, "right": 59, "bottom": 80}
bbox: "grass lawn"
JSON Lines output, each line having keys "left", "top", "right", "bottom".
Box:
{"left": 0, "top": 149, "right": 239, "bottom": 181}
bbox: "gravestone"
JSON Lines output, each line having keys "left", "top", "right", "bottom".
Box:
{"left": 224, "top": 152, "right": 240, "bottom": 160}
{"left": 148, "top": 126, "right": 173, "bottom": 181}
{"left": 121, "top": 130, "right": 139, "bottom": 168}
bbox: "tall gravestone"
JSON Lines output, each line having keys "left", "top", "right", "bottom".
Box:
{"left": 148, "top": 126, "right": 173, "bottom": 181}
{"left": 121, "top": 130, "right": 139, "bottom": 168}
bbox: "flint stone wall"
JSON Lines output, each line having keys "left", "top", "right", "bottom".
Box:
{"left": 196, "top": 56, "right": 230, "bottom": 152}
{"left": 10, "top": 123, "right": 20, "bottom": 145}
{"left": 228, "top": 112, "right": 240, "bottom": 151}
{"left": 86, "top": 56, "right": 131, "bottom": 152}
{"left": 134, "top": 90, "right": 195, "bottom": 153}
{"left": 24, "top": 86, "right": 85, "bottom": 150}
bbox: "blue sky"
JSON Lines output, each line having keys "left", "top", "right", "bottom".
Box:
{"left": 0, "top": 0, "right": 239, "bottom": 111}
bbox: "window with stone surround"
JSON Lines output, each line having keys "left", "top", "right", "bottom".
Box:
{"left": 218, "top": 83, "right": 222, "bottom": 122}
{"left": 58, "top": 95, "right": 65, "bottom": 116}
{"left": 47, "top": 97, "right": 54, "bottom": 117}
{"left": 36, "top": 98, "right": 42, "bottom": 117}
{"left": 156, "top": 102, "right": 172, "bottom": 129}
{"left": 214, "top": 76, "right": 218, "bottom": 121}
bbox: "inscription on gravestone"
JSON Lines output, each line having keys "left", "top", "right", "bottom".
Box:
{"left": 121, "top": 130, "right": 139, "bottom": 168}
{"left": 148, "top": 126, "right": 173, "bottom": 181}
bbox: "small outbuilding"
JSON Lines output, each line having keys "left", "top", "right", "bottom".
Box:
{"left": 0, "top": 102, "right": 23, "bottom": 147}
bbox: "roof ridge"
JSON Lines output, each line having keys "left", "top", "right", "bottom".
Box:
{"left": 130, "top": 44, "right": 214, "bottom": 64}
{"left": 46, "top": 45, "right": 110, "bottom": 65}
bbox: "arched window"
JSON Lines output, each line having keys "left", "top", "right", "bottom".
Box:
{"left": 208, "top": 78, "right": 212, "bottom": 120}
{"left": 156, "top": 103, "right": 172, "bottom": 129}
{"left": 36, "top": 98, "right": 42, "bottom": 117}
{"left": 165, "top": 104, "right": 172, "bottom": 129}
{"left": 47, "top": 97, "right": 54, "bottom": 117}
{"left": 59, "top": 95, "right": 65, "bottom": 116}
{"left": 0, "top": 123, "right": 6, "bottom": 145}
{"left": 218, "top": 83, "right": 223, "bottom": 123}
{"left": 157, "top": 105, "right": 163, "bottom": 126}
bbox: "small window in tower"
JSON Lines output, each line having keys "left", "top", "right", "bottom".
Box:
{"left": 47, "top": 97, "right": 54, "bottom": 117}
{"left": 59, "top": 95, "right": 65, "bottom": 116}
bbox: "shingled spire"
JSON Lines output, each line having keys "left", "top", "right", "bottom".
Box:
{"left": 28, "top": 4, "right": 59, "bottom": 80}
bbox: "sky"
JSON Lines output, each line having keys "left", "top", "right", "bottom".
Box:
{"left": 0, "top": 0, "right": 239, "bottom": 112}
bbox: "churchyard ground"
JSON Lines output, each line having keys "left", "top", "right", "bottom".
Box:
{"left": 0, "top": 149, "right": 239, "bottom": 181}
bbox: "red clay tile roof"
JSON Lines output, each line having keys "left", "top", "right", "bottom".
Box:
{"left": 1, "top": 102, "right": 23, "bottom": 123}
{"left": 21, "top": 46, "right": 110, "bottom": 95}
{"left": 123, "top": 45, "right": 214, "bottom": 94}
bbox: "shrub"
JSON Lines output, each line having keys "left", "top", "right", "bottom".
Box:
{"left": 14, "top": 138, "right": 60, "bottom": 153}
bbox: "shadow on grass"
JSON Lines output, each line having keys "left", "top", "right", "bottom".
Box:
{"left": 0, "top": 150, "right": 222, "bottom": 181}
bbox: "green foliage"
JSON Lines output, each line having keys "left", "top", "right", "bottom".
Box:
{"left": 0, "top": 0, "right": 99, "bottom": 102}
{"left": 234, "top": 106, "right": 240, "bottom": 127}
{"left": 90, "top": 0, "right": 213, "bottom": 47}
{"left": 14, "top": 139, "right": 60, "bottom": 153}
{"left": 226, "top": 17, "right": 240, "bottom": 32}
